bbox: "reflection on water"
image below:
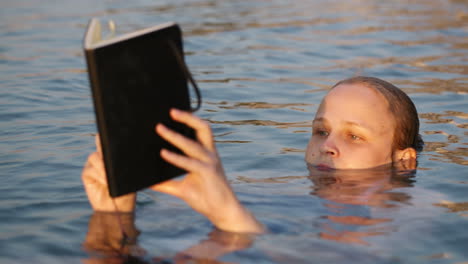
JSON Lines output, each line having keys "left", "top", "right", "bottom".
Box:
{"left": 308, "top": 165, "right": 415, "bottom": 246}
{"left": 309, "top": 165, "right": 415, "bottom": 207}
{"left": 83, "top": 212, "right": 254, "bottom": 263}
{"left": 208, "top": 118, "right": 310, "bottom": 129}
{"left": 82, "top": 165, "right": 421, "bottom": 262}
{"left": 238, "top": 164, "right": 418, "bottom": 248}
{"left": 420, "top": 111, "right": 468, "bottom": 166}
{"left": 216, "top": 101, "right": 312, "bottom": 111}
{"left": 434, "top": 200, "right": 468, "bottom": 216}
{"left": 1, "top": 0, "right": 467, "bottom": 263}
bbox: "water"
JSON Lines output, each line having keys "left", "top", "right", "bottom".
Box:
{"left": 1, "top": 0, "right": 467, "bottom": 263}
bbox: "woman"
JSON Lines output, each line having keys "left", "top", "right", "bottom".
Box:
{"left": 82, "top": 76, "right": 423, "bottom": 234}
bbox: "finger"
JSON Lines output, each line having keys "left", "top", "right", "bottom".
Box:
{"left": 170, "top": 109, "right": 215, "bottom": 150}
{"left": 95, "top": 134, "right": 102, "bottom": 157}
{"left": 156, "top": 123, "right": 210, "bottom": 161}
{"left": 150, "top": 178, "right": 183, "bottom": 197}
{"left": 83, "top": 152, "right": 107, "bottom": 186}
{"left": 89, "top": 152, "right": 106, "bottom": 174}
{"left": 160, "top": 148, "right": 205, "bottom": 172}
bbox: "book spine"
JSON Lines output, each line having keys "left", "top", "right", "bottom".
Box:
{"left": 84, "top": 49, "right": 119, "bottom": 197}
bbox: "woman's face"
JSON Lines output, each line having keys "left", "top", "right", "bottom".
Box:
{"left": 305, "top": 83, "right": 397, "bottom": 170}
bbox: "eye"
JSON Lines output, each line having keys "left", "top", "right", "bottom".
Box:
{"left": 314, "top": 129, "right": 329, "bottom": 137}
{"left": 349, "top": 134, "right": 362, "bottom": 141}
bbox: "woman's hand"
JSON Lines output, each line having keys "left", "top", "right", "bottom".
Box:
{"left": 151, "top": 109, "right": 264, "bottom": 234}
{"left": 82, "top": 135, "right": 136, "bottom": 213}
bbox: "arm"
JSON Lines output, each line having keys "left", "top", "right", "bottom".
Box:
{"left": 81, "top": 109, "right": 264, "bottom": 233}
{"left": 151, "top": 109, "right": 264, "bottom": 234}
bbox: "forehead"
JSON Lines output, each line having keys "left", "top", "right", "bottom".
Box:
{"left": 316, "top": 83, "right": 395, "bottom": 132}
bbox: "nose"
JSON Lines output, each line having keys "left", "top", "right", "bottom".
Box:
{"left": 319, "top": 136, "right": 338, "bottom": 157}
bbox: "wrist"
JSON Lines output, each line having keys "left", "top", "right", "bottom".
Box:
{"left": 210, "top": 198, "right": 264, "bottom": 234}
{"left": 113, "top": 192, "right": 137, "bottom": 212}
{"left": 92, "top": 192, "right": 136, "bottom": 213}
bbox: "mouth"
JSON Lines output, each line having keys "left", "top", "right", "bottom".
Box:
{"left": 315, "top": 164, "right": 335, "bottom": 171}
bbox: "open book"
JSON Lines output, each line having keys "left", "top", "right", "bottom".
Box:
{"left": 83, "top": 18, "right": 201, "bottom": 197}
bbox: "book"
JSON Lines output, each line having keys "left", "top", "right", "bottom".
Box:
{"left": 83, "top": 18, "right": 201, "bottom": 197}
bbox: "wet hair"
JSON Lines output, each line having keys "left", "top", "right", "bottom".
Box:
{"left": 332, "top": 76, "right": 424, "bottom": 152}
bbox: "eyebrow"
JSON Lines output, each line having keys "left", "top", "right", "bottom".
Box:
{"left": 313, "top": 117, "right": 374, "bottom": 132}
{"left": 312, "top": 117, "right": 327, "bottom": 125}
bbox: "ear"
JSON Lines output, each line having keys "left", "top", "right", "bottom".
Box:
{"left": 393, "top": 147, "right": 417, "bottom": 170}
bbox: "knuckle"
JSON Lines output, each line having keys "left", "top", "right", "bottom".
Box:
{"left": 86, "top": 152, "right": 97, "bottom": 164}
{"left": 89, "top": 152, "right": 101, "bottom": 163}
{"left": 199, "top": 119, "right": 209, "bottom": 128}
{"left": 200, "top": 120, "right": 212, "bottom": 132}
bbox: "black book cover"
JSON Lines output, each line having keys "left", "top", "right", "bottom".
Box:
{"left": 83, "top": 19, "right": 198, "bottom": 197}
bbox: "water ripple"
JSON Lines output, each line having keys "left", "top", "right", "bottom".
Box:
{"left": 1, "top": 0, "right": 467, "bottom": 262}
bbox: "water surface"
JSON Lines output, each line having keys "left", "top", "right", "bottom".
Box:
{"left": 1, "top": 0, "right": 467, "bottom": 263}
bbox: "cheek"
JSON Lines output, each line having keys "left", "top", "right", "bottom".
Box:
{"left": 343, "top": 144, "right": 393, "bottom": 168}
{"left": 305, "top": 137, "right": 319, "bottom": 161}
